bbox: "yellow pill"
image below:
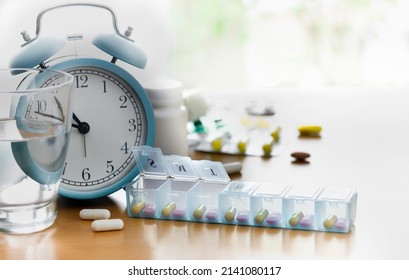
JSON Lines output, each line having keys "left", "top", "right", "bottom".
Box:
{"left": 211, "top": 137, "right": 223, "bottom": 151}
{"left": 323, "top": 214, "right": 338, "bottom": 229}
{"left": 271, "top": 127, "right": 281, "bottom": 142}
{"left": 237, "top": 141, "right": 247, "bottom": 153}
{"left": 193, "top": 204, "right": 207, "bottom": 219}
{"left": 161, "top": 202, "right": 176, "bottom": 217}
{"left": 130, "top": 201, "right": 146, "bottom": 215}
{"left": 262, "top": 141, "right": 274, "bottom": 156}
{"left": 254, "top": 209, "right": 269, "bottom": 224}
{"left": 298, "top": 125, "right": 322, "bottom": 136}
{"left": 224, "top": 207, "right": 237, "bottom": 222}
{"left": 289, "top": 211, "right": 304, "bottom": 226}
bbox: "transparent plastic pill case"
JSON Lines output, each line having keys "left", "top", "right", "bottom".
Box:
{"left": 125, "top": 146, "right": 358, "bottom": 233}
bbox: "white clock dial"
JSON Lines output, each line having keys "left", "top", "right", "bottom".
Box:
{"left": 61, "top": 66, "right": 147, "bottom": 192}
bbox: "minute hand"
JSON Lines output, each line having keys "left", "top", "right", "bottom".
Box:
{"left": 34, "top": 111, "right": 64, "bottom": 122}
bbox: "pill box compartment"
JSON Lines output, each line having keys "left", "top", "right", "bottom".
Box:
{"left": 250, "top": 183, "right": 291, "bottom": 227}
{"left": 188, "top": 181, "right": 229, "bottom": 223}
{"left": 156, "top": 179, "right": 199, "bottom": 220}
{"left": 316, "top": 187, "right": 357, "bottom": 233}
{"left": 126, "top": 176, "right": 168, "bottom": 219}
{"left": 283, "top": 185, "right": 323, "bottom": 230}
{"left": 127, "top": 146, "right": 170, "bottom": 219}
{"left": 219, "top": 181, "right": 258, "bottom": 225}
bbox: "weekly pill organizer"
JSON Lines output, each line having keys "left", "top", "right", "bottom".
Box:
{"left": 125, "top": 146, "right": 357, "bottom": 233}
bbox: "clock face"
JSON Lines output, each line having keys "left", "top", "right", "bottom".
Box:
{"left": 49, "top": 58, "right": 155, "bottom": 199}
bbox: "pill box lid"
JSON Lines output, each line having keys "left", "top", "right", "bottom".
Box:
{"left": 222, "top": 181, "right": 258, "bottom": 194}
{"left": 194, "top": 160, "right": 231, "bottom": 182}
{"left": 284, "top": 185, "right": 323, "bottom": 199}
{"left": 252, "top": 183, "right": 291, "bottom": 197}
{"left": 164, "top": 155, "right": 200, "bottom": 180}
{"left": 317, "top": 187, "right": 356, "bottom": 201}
{"left": 132, "top": 146, "right": 169, "bottom": 177}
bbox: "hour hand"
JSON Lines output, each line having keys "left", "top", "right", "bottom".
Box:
{"left": 72, "top": 113, "right": 90, "bottom": 134}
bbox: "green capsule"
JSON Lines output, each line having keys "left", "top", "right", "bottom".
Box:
{"left": 224, "top": 207, "right": 237, "bottom": 222}
{"left": 289, "top": 211, "right": 304, "bottom": 226}
{"left": 254, "top": 209, "right": 269, "bottom": 224}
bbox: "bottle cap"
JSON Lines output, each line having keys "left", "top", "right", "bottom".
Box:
{"left": 144, "top": 79, "right": 183, "bottom": 107}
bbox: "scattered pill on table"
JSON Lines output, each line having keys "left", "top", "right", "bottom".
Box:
{"left": 289, "top": 211, "right": 304, "bottom": 226}
{"left": 224, "top": 207, "right": 237, "bottom": 222}
{"left": 161, "top": 202, "right": 176, "bottom": 217}
{"left": 254, "top": 209, "right": 269, "bottom": 224}
{"left": 91, "top": 219, "right": 124, "bottom": 232}
{"left": 223, "top": 161, "right": 243, "bottom": 174}
{"left": 323, "top": 214, "right": 338, "bottom": 229}
{"left": 79, "top": 209, "right": 111, "bottom": 220}
{"left": 130, "top": 201, "right": 146, "bottom": 215}
{"left": 193, "top": 204, "right": 207, "bottom": 219}
{"left": 298, "top": 125, "right": 322, "bottom": 137}
{"left": 291, "top": 152, "right": 311, "bottom": 164}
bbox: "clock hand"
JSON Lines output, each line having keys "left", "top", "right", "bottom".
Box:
{"left": 82, "top": 134, "right": 87, "bottom": 157}
{"left": 72, "top": 113, "right": 90, "bottom": 134}
{"left": 72, "top": 113, "right": 90, "bottom": 157}
{"left": 34, "top": 111, "right": 64, "bottom": 122}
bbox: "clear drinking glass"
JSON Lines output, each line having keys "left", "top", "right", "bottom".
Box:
{"left": 0, "top": 68, "right": 74, "bottom": 234}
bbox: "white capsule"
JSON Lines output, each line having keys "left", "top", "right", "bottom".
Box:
{"left": 91, "top": 219, "right": 124, "bottom": 232}
{"left": 223, "top": 162, "right": 243, "bottom": 174}
{"left": 80, "top": 209, "right": 111, "bottom": 220}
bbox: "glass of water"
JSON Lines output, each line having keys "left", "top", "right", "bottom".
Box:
{"left": 0, "top": 68, "right": 74, "bottom": 234}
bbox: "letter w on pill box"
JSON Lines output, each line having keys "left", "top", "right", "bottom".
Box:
{"left": 125, "top": 146, "right": 357, "bottom": 233}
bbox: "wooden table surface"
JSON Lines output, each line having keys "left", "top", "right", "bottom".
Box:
{"left": 2, "top": 87, "right": 409, "bottom": 260}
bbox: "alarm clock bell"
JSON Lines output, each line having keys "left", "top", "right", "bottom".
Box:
{"left": 92, "top": 31, "right": 147, "bottom": 69}
{"left": 9, "top": 34, "right": 64, "bottom": 69}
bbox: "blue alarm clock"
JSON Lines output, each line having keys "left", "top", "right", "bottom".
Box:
{"left": 10, "top": 3, "right": 155, "bottom": 199}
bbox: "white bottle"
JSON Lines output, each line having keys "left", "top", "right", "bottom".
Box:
{"left": 144, "top": 79, "right": 188, "bottom": 156}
